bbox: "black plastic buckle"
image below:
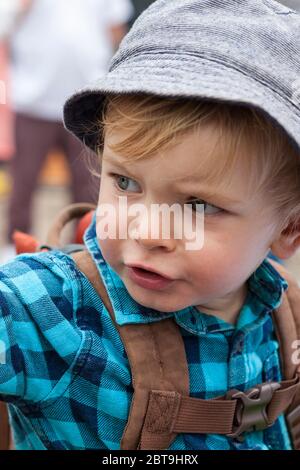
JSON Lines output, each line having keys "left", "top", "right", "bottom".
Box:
{"left": 226, "top": 382, "right": 281, "bottom": 442}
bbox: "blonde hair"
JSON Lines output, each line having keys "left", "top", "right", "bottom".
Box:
{"left": 99, "top": 93, "right": 300, "bottom": 234}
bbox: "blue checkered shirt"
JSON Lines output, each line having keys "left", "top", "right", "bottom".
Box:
{"left": 0, "top": 215, "right": 292, "bottom": 449}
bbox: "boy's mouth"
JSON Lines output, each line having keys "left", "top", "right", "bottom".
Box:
{"left": 126, "top": 264, "right": 175, "bottom": 291}
{"left": 127, "top": 263, "right": 173, "bottom": 279}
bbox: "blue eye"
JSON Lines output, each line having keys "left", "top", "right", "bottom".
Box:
{"left": 114, "top": 175, "right": 141, "bottom": 192}
{"left": 186, "top": 199, "right": 222, "bottom": 215}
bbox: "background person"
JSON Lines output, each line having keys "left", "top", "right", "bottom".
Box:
{"left": 4, "top": 0, "right": 134, "bottom": 261}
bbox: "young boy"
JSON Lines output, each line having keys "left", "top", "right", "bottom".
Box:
{"left": 1, "top": 0, "right": 300, "bottom": 450}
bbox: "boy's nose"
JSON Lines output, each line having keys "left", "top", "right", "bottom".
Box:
{"left": 129, "top": 217, "right": 177, "bottom": 252}
{"left": 134, "top": 233, "right": 177, "bottom": 252}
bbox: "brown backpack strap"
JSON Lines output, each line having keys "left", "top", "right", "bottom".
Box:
{"left": 46, "top": 203, "right": 96, "bottom": 248}
{"left": 268, "top": 258, "right": 300, "bottom": 449}
{"left": 72, "top": 250, "right": 300, "bottom": 449}
{"left": 0, "top": 402, "right": 10, "bottom": 450}
{"left": 139, "top": 377, "right": 299, "bottom": 447}
{"left": 71, "top": 250, "right": 190, "bottom": 450}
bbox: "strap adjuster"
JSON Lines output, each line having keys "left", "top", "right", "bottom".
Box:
{"left": 226, "top": 381, "right": 281, "bottom": 442}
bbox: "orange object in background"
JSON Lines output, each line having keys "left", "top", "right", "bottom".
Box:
{"left": 12, "top": 230, "right": 40, "bottom": 254}
{"left": 39, "top": 150, "right": 71, "bottom": 187}
{"left": 13, "top": 206, "right": 94, "bottom": 254}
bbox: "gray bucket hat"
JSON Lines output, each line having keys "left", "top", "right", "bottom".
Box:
{"left": 63, "top": 0, "right": 300, "bottom": 153}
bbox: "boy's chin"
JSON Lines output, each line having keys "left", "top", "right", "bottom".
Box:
{"left": 134, "top": 298, "right": 181, "bottom": 313}
{"left": 124, "top": 282, "right": 188, "bottom": 313}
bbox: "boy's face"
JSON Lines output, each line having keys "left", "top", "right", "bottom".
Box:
{"left": 97, "top": 124, "right": 279, "bottom": 324}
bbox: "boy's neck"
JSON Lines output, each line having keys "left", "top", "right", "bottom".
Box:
{"left": 195, "top": 282, "right": 249, "bottom": 326}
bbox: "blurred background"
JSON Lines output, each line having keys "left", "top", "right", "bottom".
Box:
{"left": 0, "top": 0, "right": 155, "bottom": 262}
{"left": 0, "top": 0, "right": 299, "bottom": 283}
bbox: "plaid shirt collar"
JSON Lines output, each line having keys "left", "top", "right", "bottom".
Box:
{"left": 84, "top": 214, "right": 288, "bottom": 336}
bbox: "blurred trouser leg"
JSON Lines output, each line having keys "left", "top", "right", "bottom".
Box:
{"left": 7, "top": 113, "right": 60, "bottom": 241}
{"left": 60, "top": 122, "right": 99, "bottom": 205}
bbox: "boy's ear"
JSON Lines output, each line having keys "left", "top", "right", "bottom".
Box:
{"left": 270, "top": 219, "right": 300, "bottom": 260}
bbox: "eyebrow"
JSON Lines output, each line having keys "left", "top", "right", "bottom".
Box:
{"left": 103, "top": 153, "right": 242, "bottom": 206}
{"left": 103, "top": 156, "right": 141, "bottom": 181}
{"left": 193, "top": 192, "right": 242, "bottom": 206}
{"left": 173, "top": 182, "right": 242, "bottom": 205}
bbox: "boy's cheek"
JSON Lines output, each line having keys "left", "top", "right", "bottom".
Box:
{"left": 98, "top": 239, "right": 137, "bottom": 293}
{"left": 96, "top": 235, "right": 115, "bottom": 259}
{"left": 186, "top": 243, "right": 244, "bottom": 283}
